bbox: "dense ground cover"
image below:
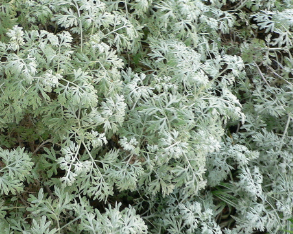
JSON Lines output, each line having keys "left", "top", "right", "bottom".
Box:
{"left": 1, "top": 0, "right": 293, "bottom": 233}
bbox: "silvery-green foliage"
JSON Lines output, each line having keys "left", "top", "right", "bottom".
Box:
{"left": 1, "top": 0, "right": 293, "bottom": 233}
{"left": 252, "top": 9, "right": 293, "bottom": 47}
{"left": 205, "top": 4, "right": 293, "bottom": 230}
{"left": 23, "top": 216, "right": 58, "bottom": 234}
{"left": 140, "top": 190, "right": 222, "bottom": 234}
{"left": 0, "top": 147, "right": 34, "bottom": 195}
{"left": 77, "top": 201, "right": 148, "bottom": 233}
{"left": 120, "top": 36, "right": 244, "bottom": 198}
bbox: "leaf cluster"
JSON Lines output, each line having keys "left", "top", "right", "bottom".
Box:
{"left": 1, "top": 0, "right": 293, "bottom": 233}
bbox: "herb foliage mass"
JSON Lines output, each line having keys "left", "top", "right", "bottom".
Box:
{"left": 1, "top": 0, "right": 293, "bottom": 233}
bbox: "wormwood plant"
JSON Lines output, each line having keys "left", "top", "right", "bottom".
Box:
{"left": 1, "top": 0, "right": 293, "bottom": 233}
